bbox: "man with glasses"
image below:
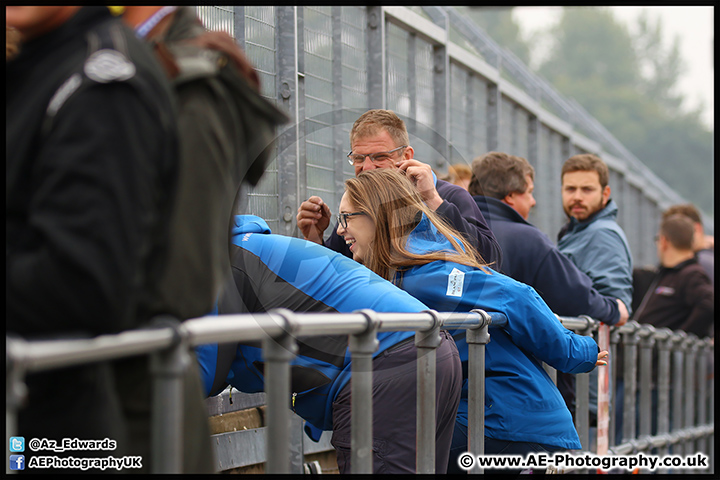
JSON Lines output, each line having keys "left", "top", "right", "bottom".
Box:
{"left": 297, "top": 109, "right": 501, "bottom": 266}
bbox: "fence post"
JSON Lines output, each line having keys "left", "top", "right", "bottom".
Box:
{"left": 415, "top": 310, "right": 441, "bottom": 474}
{"left": 465, "top": 309, "right": 491, "bottom": 474}
{"left": 670, "top": 331, "right": 686, "bottom": 457}
{"left": 704, "top": 338, "right": 714, "bottom": 474}
{"left": 262, "top": 310, "right": 298, "bottom": 474}
{"left": 682, "top": 334, "right": 698, "bottom": 471}
{"left": 609, "top": 327, "right": 622, "bottom": 447}
{"left": 638, "top": 325, "right": 655, "bottom": 456}
{"left": 574, "top": 316, "right": 594, "bottom": 453}
{"left": 655, "top": 328, "right": 673, "bottom": 472}
{"left": 349, "top": 310, "right": 379, "bottom": 474}
{"left": 150, "top": 317, "right": 190, "bottom": 473}
{"left": 695, "top": 337, "right": 708, "bottom": 468}
{"left": 621, "top": 321, "right": 640, "bottom": 445}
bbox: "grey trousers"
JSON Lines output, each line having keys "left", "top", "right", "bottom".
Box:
{"left": 330, "top": 330, "right": 462, "bottom": 474}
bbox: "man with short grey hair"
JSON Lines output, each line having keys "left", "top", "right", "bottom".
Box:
{"left": 297, "top": 109, "right": 502, "bottom": 267}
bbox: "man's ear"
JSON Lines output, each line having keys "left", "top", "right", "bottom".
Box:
{"left": 602, "top": 185, "right": 611, "bottom": 206}
{"left": 503, "top": 192, "right": 515, "bottom": 208}
{"left": 403, "top": 145, "right": 414, "bottom": 160}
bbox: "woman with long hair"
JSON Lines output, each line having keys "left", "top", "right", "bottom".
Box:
{"left": 338, "top": 168, "right": 608, "bottom": 474}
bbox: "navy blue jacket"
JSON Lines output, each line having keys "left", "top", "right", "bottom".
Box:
{"left": 475, "top": 196, "right": 620, "bottom": 325}
{"left": 195, "top": 215, "right": 428, "bottom": 433}
{"left": 326, "top": 177, "right": 502, "bottom": 268}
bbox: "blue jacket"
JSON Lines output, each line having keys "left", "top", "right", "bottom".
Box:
{"left": 195, "top": 215, "right": 428, "bottom": 434}
{"left": 395, "top": 215, "right": 599, "bottom": 449}
{"left": 475, "top": 196, "right": 620, "bottom": 325}
{"left": 557, "top": 200, "right": 633, "bottom": 315}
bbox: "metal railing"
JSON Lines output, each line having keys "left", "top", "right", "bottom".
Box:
{"left": 6, "top": 312, "right": 714, "bottom": 474}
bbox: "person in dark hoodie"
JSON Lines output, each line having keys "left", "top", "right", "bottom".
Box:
{"left": 196, "top": 214, "right": 462, "bottom": 474}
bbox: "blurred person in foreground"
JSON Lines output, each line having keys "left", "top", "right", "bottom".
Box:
{"left": 114, "top": 6, "right": 288, "bottom": 472}
{"left": 7, "top": 5, "right": 178, "bottom": 471}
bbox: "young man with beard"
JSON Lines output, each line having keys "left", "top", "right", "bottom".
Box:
{"left": 556, "top": 153, "right": 633, "bottom": 440}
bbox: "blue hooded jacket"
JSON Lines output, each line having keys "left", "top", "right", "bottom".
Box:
{"left": 395, "top": 214, "right": 599, "bottom": 449}
{"left": 195, "top": 215, "right": 428, "bottom": 435}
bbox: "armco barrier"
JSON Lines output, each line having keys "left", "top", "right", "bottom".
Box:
{"left": 6, "top": 312, "right": 713, "bottom": 474}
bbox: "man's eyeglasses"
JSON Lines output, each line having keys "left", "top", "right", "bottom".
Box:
{"left": 347, "top": 145, "right": 407, "bottom": 166}
{"left": 337, "top": 212, "right": 367, "bottom": 228}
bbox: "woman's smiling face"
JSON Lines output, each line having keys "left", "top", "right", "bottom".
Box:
{"left": 337, "top": 192, "right": 375, "bottom": 263}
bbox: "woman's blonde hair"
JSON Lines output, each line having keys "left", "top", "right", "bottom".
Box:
{"left": 344, "top": 169, "right": 490, "bottom": 282}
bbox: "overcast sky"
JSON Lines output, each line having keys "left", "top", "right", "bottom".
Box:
{"left": 513, "top": 6, "right": 714, "bottom": 130}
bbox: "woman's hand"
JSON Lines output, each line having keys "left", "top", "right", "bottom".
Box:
{"left": 596, "top": 350, "right": 609, "bottom": 366}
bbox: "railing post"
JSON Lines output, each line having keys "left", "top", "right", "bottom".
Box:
{"left": 465, "top": 309, "right": 491, "bottom": 474}
{"left": 349, "top": 310, "right": 379, "bottom": 474}
{"left": 655, "top": 328, "right": 673, "bottom": 472}
{"left": 574, "top": 316, "right": 594, "bottom": 453}
{"left": 150, "top": 317, "right": 190, "bottom": 473}
{"left": 704, "top": 338, "right": 714, "bottom": 474}
{"left": 682, "top": 334, "right": 698, "bottom": 471}
{"left": 638, "top": 325, "right": 655, "bottom": 455}
{"left": 415, "top": 310, "right": 441, "bottom": 474}
{"left": 609, "top": 327, "right": 622, "bottom": 447}
{"left": 695, "top": 337, "right": 708, "bottom": 468}
{"left": 262, "top": 310, "right": 298, "bottom": 475}
{"left": 621, "top": 321, "right": 640, "bottom": 445}
{"left": 670, "top": 331, "right": 686, "bottom": 456}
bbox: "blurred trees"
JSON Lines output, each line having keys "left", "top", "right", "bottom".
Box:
{"left": 463, "top": 7, "right": 714, "bottom": 216}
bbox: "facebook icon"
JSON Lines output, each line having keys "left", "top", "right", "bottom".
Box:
{"left": 9, "top": 455, "right": 25, "bottom": 471}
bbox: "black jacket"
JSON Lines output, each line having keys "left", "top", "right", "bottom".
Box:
{"left": 7, "top": 7, "right": 178, "bottom": 338}
{"left": 635, "top": 257, "right": 714, "bottom": 338}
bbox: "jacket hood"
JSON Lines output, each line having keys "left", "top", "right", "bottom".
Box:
{"left": 232, "top": 214, "right": 271, "bottom": 238}
{"left": 406, "top": 213, "right": 460, "bottom": 256}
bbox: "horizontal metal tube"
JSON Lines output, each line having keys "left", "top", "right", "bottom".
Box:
{"left": 7, "top": 328, "right": 177, "bottom": 372}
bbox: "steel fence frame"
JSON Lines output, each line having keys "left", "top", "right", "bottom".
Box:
{"left": 6, "top": 313, "right": 713, "bottom": 474}
{"left": 196, "top": 6, "right": 711, "bottom": 269}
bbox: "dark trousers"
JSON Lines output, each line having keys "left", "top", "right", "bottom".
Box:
{"left": 17, "top": 363, "right": 127, "bottom": 474}
{"left": 447, "top": 421, "right": 563, "bottom": 475}
{"left": 331, "top": 330, "right": 462, "bottom": 474}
